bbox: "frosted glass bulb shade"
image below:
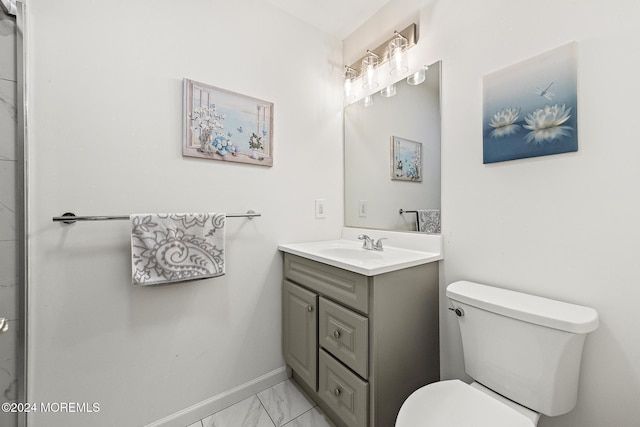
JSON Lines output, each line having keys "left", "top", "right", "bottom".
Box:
{"left": 344, "top": 67, "right": 356, "bottom": 100}
{"left": 344, "top": 77, "right": 354, "bottom": 100}
{"left": 363, "top": 94, "right": 375, "bottom": 107}
{"left": 389, "top": 36, "right": 408, "bottom": 76}
{"left": 380, "top": 84, "right": 397, "bottom": 98}
{"left": 362, "top": 54, "right": 379, "bottom": 90}
{"left": 407, "top": 65, "right": 428, "bottom": 85}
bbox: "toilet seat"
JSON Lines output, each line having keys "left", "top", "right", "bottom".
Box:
{"left": 395, "top": 380, "right": 536, "bottom": 427}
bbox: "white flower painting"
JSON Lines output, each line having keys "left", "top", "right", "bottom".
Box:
{"left": 391, "top": 136, "right": 422, "bottom": 182}
{"left": 183, "top": 79, "right": 273, "bottom": 166}
{"left": 523, "top": 103, "right": 573, "bottom": 143}
{"left": 483, "top": 43, "right": 578, "bottom": 163}
{"left": 489, "top": 107, "right": 521, "bottom": 138}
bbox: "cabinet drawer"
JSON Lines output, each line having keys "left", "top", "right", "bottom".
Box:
{"left": 319, "top": 297, "right": 368, "bottom": 379}
{"left": 318, "top": 349, "right": 368, "bottom": 427}
{"left": 284, "top": 254, "right": 369, "bottom": 314}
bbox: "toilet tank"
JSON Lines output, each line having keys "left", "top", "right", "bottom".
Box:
{"left": 446, "top": 281, "right": 598, "bottom": 416}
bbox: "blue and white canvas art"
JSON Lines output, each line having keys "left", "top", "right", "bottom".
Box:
{"left": 183, "top": 79, "right": 273, "bottom": 166}
{"left": 483, "top": 42, "right": 578, "bottom": 164}
{"left": 391, "top": 136, "right": 422, "bottom": 181}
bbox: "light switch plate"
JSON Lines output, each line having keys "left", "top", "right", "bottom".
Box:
{"left": 315, "top": 199, "right": 326, "bottom": 219}
{"left": 358, "top": 200, "right": 367, "bottom": 217}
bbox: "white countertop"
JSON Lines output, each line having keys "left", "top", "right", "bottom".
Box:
{"left": 278, "top": 234, "right": 442, "bottom": 276}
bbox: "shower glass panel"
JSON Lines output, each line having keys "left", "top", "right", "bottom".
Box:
{"left": 0, "top": 2, "right": 25, "bottom": 426}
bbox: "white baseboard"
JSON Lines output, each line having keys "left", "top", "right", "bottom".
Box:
{"left": 145, "top": 366, "right": 290, "bottom": 427}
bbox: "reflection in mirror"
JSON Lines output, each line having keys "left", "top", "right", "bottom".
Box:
{"left": 344, "top": 61, "right": 441, "bottom": 233}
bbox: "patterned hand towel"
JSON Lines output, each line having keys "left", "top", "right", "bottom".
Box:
{"left": 417, "top": 209, "right": 441, "bottom": 234}
{"left": 130, "top": 213, "right": 225, "bottom": 285}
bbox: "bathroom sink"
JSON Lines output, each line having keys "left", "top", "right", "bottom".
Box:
{"left": 318, "top": 247, "right": 383, "bottom": 260}
{"left": 278, "top": 239, "right": 441, "bottom": 276}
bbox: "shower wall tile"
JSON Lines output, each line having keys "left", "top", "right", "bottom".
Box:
{"left": 0, "top": 318, "right": 18, "bottom": 427}
{"left": 0, "top": 13, "right": 16, "bottom": 82}
{"left": 0, "top": 404, "right": 17, "bottom": 427}
{"left": 0, "top": 160, "right": 16, "bottom": 242}
{"left": 0, "top": 80, "right": 17, "bottom": 161}
{"left": 0, "top": 240, "right": 17, "bottom": 321}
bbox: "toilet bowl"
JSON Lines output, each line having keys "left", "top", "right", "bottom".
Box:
{"left": 396, "top": 380, "right": 539, "bottom": 427}
{"left": 395, "top": 280, "right": 599, "bottom": 427}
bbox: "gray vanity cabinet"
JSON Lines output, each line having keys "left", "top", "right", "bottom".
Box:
{"left": 282, "top": 253, "right": 439, "bottom": 427}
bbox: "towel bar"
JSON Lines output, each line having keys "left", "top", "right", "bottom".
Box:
{"left": 399, "top": 208, "right": 420, "bottom": 231}
{"left": 53, "top": 211, "right": 261, "bottom": 224}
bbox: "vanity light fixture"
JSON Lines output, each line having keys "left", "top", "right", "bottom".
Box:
{"left": 344, "top": 66, "right": 357, "bottom": 101}
{"left": 362, "top": 50, "right": 380, "bottom": 90}
{"left": 343, "top": 24, "right": 417, "bottom": 102}
{"left": 407, "top": 65, "right": 429, "bottom": 85}
{"left": 380, "top": 83, "right": 397, "bottom": 98}
{"left": 389, "top": 31, "right": 409, "bottom": 76}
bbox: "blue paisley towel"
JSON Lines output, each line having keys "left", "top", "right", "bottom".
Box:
{"left": 417, "top": 209, "right": 441, "bottom": 234}
{"left": 130, "top": 213, "right": 226, "bottom": 285}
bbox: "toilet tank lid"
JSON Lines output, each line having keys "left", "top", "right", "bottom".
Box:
{"left": 446, "top": 281, "right": 599, "bottom": 333}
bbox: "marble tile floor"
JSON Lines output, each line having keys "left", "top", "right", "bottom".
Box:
{"left": 186, "top": 379, "right": 336, "bottom": 427}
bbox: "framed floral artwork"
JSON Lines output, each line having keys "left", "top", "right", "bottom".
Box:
{"left": 391, "top": 136, "right": 422, "bottom": 181}
{"left": 482, "top": 42, "right": 578, "bottom": 163}
{"left": 183, "top": 79, "right": 273, "bottom": 166}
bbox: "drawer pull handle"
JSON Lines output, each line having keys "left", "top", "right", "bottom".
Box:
{"left": 307, "top": 305, "right": 313, "bottom": 312}
{"left": 334, "top": 387, "right": 341, "bottom": 397}
{"left": 333, "top": 330, "right": 341, "bottom": 339}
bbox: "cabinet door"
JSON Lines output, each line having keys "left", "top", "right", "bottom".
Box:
{"left": 283, "top": 280, "right": 318, "bottom": 391}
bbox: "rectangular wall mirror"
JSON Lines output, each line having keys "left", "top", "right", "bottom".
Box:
{"left": 344, "top": 61, "right": 441, "bottom": 233}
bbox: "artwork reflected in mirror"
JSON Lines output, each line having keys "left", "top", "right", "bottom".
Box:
{"left": 391, "top": 136, "right": 422, "bottom": 182}
{"left": 344, "top": 62, "right": 441, "bottom": 233}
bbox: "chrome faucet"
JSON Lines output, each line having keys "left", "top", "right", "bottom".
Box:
{"left": 358, "top": 235, "right": 386, "bottom": 251}
{"left": 373, "top": 238, "right": 387, "bottom": 251}
{"left": 358, "top": 234, "right": 375, "bottom": 250}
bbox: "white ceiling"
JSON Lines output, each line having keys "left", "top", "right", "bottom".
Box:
{"left": 265, "top": 0, "right": 393, "bottom": 40}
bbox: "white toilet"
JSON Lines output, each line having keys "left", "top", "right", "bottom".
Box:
{"left": 396, "top": 280, "right": 599, "bottom": 426}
